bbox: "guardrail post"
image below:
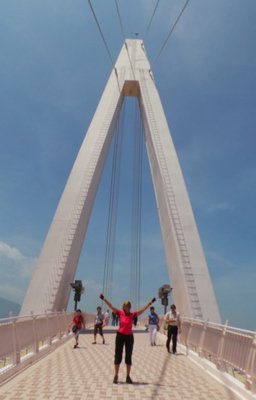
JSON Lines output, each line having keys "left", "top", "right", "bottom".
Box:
{"left": 45, "top": 311, "right": 51, "bottom": 346}
{"left": 56, "top": 313, "right": 62, "bottom": 340}
{"left": 199, "top": 320, "right": 208, "bottom": 357}
{"left": 11, "top": 319, "right": 20, "bottom": 365}
{"left": 217, "top": 320, "right": 228, "bottom": 372}
{"left": 63, "top": 311, "right": 69, "bottom": 337}
{"left": 245, "top": 334, "right": 256, "bottom": 393}
{"left": 32, "top": 315, "right": 39, "bottom": 354}
{"left": 185, "top": 320, "right": 193, "bottom": 356}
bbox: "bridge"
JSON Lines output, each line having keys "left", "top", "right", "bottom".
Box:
{"left": 0, "top": 312, "right": 255, "bottom": 399}
{"left": 1, "top": 3, "right": 255, "bottom": 399}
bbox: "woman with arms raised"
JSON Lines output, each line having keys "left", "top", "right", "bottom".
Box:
{"left": 99, "top": 293, "right": 156, "bottom": 384}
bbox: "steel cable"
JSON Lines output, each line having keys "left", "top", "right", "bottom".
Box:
{"left": 115, "top": 0, "right": 125, "bottom": 39}
{"left": 130, "top": 100, "right": 143, "bottom": 309}
{"left": 152, "top": 0, "right": 191, "bottom": 68}
{"left": 88, "top": 0, "right": 121, "bottom": 91}
{"left": 144, "top": 0, "right": 160, "bottom": 41}
{"left": 102, "top": 102, "right": 125, "bottom": 304}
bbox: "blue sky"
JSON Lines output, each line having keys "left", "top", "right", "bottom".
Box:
{"left": 0, "top": 1, "right": 255, "bottom": 330}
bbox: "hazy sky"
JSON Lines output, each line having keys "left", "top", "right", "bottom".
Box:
{"left": 0, "top": 1, "right": 255, "bottom": 330}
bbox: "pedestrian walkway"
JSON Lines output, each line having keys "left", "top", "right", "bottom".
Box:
{"left": 0, "top": 328, "right": 242, "bottom": 400}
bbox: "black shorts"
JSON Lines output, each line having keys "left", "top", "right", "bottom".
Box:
{"left": 94, "top": 323, "right": 103, "bottom": 336}
{"left": 114, "top": 332, "right": 134, "bottom": 365}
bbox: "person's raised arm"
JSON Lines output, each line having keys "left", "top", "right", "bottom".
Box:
{"left": 99, "top": 294, "right": 118, "bottom": 313}
{"left": 137, "top": 297, "right": 156, "bottom": 317}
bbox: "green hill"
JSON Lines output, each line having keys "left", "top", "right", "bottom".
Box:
{"left": 0, "top": 297, "right": 20, "bottom": 318}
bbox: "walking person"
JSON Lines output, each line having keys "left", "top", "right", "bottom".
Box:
{"left": 164, "top": 304, "right": 181, "bottom": 354}
{"left": 68, "top": 309, "right": 85, "bottom": 349}
{"left": 104, "top": 309, "right": 110, "bottom": 326}
{"left": 148, "top": 306, "right": 159, "bottom": 346}
{"left": 92, "top": 306, "right": 105, "bottom": 344}
{"left": 100, "top": 293, "right": 156, "bottom": 384}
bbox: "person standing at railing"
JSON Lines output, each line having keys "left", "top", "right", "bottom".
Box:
{"left": 99, "top": 293, "right": 156, "bottom": 384}
{"left": 164, "top": 304, "right": 181, "bottom": 354}
{"left": 68, "top": 309, "right": 85, "bottom": 349}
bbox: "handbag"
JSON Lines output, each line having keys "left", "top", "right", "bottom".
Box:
{"left": 72, "top": 325, "right": 78, "bottom": 334}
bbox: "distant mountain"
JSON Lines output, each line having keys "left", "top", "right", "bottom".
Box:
{"left": 0, "top": 297, "right": 20, "bottom": 318}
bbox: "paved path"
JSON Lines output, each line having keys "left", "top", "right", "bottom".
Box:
{"left": 0, "top": 328, "right": 241, "bottom": 400}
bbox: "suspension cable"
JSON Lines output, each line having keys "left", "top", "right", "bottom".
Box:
{"left": 115, "top": 0, "right": 125, "bottom": 39}
{"left": 114, "top": 1, "right": 136, "bottom": 80}
{"left": 88, "top": 0, "right": 115, "bottom": 65}
{"left": 88, "top": 0, "right": 121, "bottom": 92}
{"left": 144, "top": 0, "right": 160, "bottom": 41}
{"left": 102, "top": 102, "right": 125, "bottom": 304}
{"left": 152, "top": 0, "right": 191, "bottom": 68}
{"left": 130, "top": 99, "right": 143, "bottom": 310}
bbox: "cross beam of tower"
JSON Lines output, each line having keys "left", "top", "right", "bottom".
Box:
{"left": 20, "top": 39, "right": 220, "bottom": 322}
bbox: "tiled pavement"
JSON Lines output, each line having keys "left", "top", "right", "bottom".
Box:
{"left": 0, "top": 328, "right": 242, "bottom": 400}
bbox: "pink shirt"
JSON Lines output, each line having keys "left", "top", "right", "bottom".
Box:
{"left": 116, "top": 309, "right": 137, "bottom": 335}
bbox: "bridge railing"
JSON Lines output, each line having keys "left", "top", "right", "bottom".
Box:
{"left": 140, "top": 315, "right": 256, "bottom": 394}
{"left": 0, "top": 311, "right": 95, "bottom": 384}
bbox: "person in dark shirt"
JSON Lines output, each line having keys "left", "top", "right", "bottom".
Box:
{"left": 148, "top": 306, "right": 159, "bottom": 346}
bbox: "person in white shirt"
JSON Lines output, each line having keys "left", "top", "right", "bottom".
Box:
{"left": 92, "top": 306, "right": 105, "bottom": 344}
{"left": 164, "top": 304, "right": 181, "bottom": 354}
{"left": 104, "top": 309, "right": 110, "bottom": 326}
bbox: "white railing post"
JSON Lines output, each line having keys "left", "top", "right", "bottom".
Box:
{"left": 45, "top": 311, "right": 51, "bottom": 346}
{"left": 186, "top": 320, "right": 193, "bottom": 356}
{"left": 217, "top": 320, "right": 228, "bottom": 372}
{"left": 245, "top": 334, "right": 256, "bottom": 393}
{"left": 11, "top": 319, "right": 20, "bottom": 365}
{"left": 199, "top": 320, "right": 208, "bottom": 357}
{"left": 56, "top": 312, "right": 63, "bottom": 340}
{"left": 64, "top": 311, "right": 70, "bottom": 337}
{"left": 32, "top": 315, "right": 39, "bottom": 354}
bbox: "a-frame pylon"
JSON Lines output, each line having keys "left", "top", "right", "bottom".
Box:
{"left": 20, "top": 39, "right": 221, "bottom": 323}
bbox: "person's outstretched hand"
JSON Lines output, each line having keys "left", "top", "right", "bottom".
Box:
{"left": 100, "top": 293, "right": 105, "bottom": 300}
{"left": 151, "top": 297, "right": 156, "bottom": 304}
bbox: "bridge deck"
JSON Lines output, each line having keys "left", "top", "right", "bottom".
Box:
{"left": 0, "top": 328, "right": 241, "bottom": 400}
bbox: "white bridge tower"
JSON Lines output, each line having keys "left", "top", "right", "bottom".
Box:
{"left": 20, "top": 39, "right": 221, "bottom": 322}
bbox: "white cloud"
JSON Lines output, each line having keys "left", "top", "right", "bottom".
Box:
{"left": 0, "top": 241, "right": 25, "bottom": 261}
{"left": 0, "top": 241, "right": 36, "bottom": 303}
{"left": 205, "top": 202, "right": 235, "bottom": 214}
{"left": 0, "top": 283, "right": 25, "bottom": 304}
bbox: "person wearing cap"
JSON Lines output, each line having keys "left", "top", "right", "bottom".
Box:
{"left": 164, "top": 304, "right": 181, "bottom": 354}
{"left": 99, "top": 293, "right": 156, "bottom": 384}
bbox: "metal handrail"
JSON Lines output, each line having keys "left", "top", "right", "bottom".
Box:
{"left": 140, "top": 315, "right": 256, "bottom": 394}
{"left": 0, "top": 311, "right": 95, "bottom": 384}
